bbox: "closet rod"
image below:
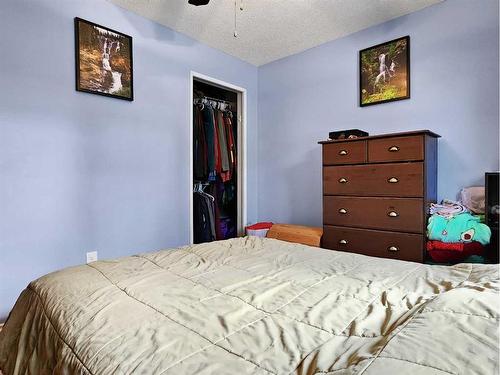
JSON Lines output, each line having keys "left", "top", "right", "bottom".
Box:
{"left": 194, "top": 96, "right": 235, "bottom": 105}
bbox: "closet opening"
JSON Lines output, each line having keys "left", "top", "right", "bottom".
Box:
{"left": 190, "top": 72, "right": 247, "bottom": 244}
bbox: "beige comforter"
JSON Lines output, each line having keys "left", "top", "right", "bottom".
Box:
{"left": 0, "top": 237, "right": 498, "bottom": 374}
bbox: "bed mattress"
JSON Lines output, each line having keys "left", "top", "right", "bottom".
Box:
{"left": 0, "top": 237, "right": 498, "bottom": 374}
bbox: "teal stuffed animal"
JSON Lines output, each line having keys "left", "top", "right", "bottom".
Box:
{"left": 427, "top": 213, "right": 491, "bottom": 245}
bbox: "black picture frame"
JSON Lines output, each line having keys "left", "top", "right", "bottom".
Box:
{"left": 74, "top": 17, "right": 134, "bottom": 101}
{"left": 359, "top": 35, "right": 410, "bottom": 107}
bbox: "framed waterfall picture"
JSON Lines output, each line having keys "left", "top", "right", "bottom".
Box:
{"left": 74, "top": 17, "right": 133, "bottom": 101}
{"left": 359, "top": 35, "right": 409, "bottom": 107}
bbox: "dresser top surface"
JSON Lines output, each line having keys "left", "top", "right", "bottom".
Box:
{"left": 318, "top": 130, "right": 441, "bottom": 144}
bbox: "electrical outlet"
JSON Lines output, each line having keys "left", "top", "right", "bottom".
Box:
{"left": 86, "top": 251, "right": 98, "bottom": 264}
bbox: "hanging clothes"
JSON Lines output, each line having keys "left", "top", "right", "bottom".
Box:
{"left": 193, "top": 92, "right": 238, "bottom": 243}
{"left": 201, "top": 105, "right": 220, "bottom": 182}
{"left": 207, "top": 178, "right": 236, "bottom": 240}
{"left": 194, "top": 104, "right": 237, "bottom": 185}
{"left": 216, "top": 109, "right": 230, "bottom": 173}
{"left": 193, "top": 105, "right": 208, "bottom": 181}
{"left": 221, "top": 111, "right": 236, "bottom": 182}
{"left": 200, "top": 189, "right": 216, "bottom": 240}
{"left": 193, "top": 189, "right": 216, "bottom": 243}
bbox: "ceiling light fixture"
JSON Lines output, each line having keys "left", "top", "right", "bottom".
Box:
{"left": 188, "top": 0, "right": 210, "bottom": 6}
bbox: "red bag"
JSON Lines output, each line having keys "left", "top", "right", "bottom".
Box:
{"left": 246, "top": 222, "right": 273, "bottom": 238}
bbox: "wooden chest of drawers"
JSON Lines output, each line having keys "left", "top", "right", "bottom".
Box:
{"left": 319, "top": 130, "right": 440, "bottom": 263}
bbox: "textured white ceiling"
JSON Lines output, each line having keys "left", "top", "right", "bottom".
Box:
{"left": 109, "top": 0, "right": 442, "bottom": 66}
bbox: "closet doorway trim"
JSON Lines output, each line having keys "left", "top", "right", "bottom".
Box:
{"left": 189, "top": 71, "right": 248, "bottom": 244}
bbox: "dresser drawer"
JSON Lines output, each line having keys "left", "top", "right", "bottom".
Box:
{"left": 322, "top": 226, "right": 423, "bottom": 262}
{"left": 323, "top": 141, "right": 366, "bottom": 165}
{"left": 323, "top": 162, "right": 424, "bottom": 197}
{"left": 368, "top": 135, "right": 424, "bottom": 163}
{"left": 323, "top": 196, "right": 424, "bottom": 233}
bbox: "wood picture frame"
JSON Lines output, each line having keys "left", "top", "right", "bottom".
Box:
{"left": 359, "top": 35, "right": 410, "bottom": 107}
{"left": 75, "top": 17, "right": 133, "bottom": 101}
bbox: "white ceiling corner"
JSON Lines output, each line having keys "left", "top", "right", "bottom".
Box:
{"left": 108, "top": 0, "right": 443, "bottom": 66}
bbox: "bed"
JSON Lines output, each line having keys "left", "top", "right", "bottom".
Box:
{"left": 0, "top": 237, "right": 498, "bottom": 374}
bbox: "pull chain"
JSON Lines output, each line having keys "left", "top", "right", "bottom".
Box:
{"left": 234, "top": 0, "right": 243, "bottom": 38}
{"left": 234, "top": 0, "right": 237, "bottom": 37}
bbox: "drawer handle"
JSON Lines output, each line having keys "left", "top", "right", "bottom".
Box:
{"left": 339, "top": 239, "right": 348, "bottom": 245}
{"left": 388, "top": 146, "right": 400, "bottom": 152}
{"left": 338, "top": 150, "right": 348, "bottom": 155}
{"left": 388, "top": 246, "right": 399, "bottom": 252}
{"left": 339, "top": 178, "right": 348, "bottom": 184}
{"left": 338, "top": 208, "right": 347, "bottom": 214}
{"left": 387, "top": 177, "right": 399, "bottom": 183}
{"left": 387, "top": 211, "right": 399, "bottom": 217}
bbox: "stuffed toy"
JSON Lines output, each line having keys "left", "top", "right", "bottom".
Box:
{"left": 427, "top": 213, "right": 491, "bottom": 245}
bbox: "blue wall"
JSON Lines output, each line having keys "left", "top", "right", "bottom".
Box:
{"left": 1, "top": 0, "right": 499, "bottom": 321}
{"left": 257, "top": 0, "right": 499, "bottom": 226}
{"left": 0, "top": 0, "right": 259, "bottom": 320}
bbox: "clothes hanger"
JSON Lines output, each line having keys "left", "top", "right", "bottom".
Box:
{"left": 193, "top": 98, "right": 205, "bottom": 110}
